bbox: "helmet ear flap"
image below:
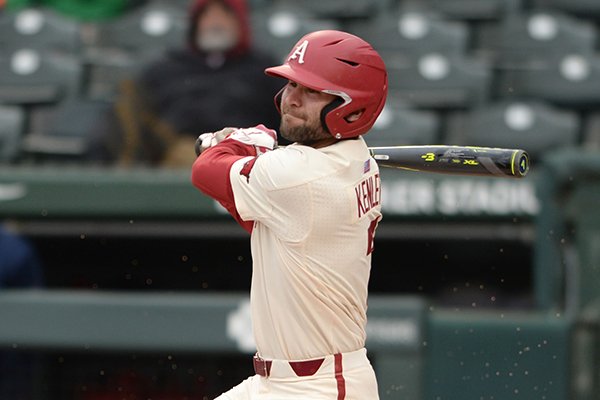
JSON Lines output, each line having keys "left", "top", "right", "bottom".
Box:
{"left": 320, "top": 97, "right": 344, "bottom": 136}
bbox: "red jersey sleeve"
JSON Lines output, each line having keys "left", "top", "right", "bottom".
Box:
{"left": 191, "top": 139, "right": 257, "bottom": 233}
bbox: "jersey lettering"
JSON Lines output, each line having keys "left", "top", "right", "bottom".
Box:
{"left": 354, "top": 173, "right": 381, "bottom": 219}
{"left": 366, "top": 215, "right": 381, "bottom": 256}
{"left": 288, "top": 40, "right": 309, "bottom": 64}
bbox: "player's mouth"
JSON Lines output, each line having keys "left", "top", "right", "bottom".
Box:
{"left": 282, "top": 112, "right": 304, "bottom": 124}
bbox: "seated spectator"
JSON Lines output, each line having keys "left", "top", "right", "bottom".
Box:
{"left": 0, "top": 225, "right": 43, "bottom": 288}
{"left": 91, "top": 0, "right": 282, "bottom": 167}
{"left": 0, "top": 225, "right": 43, "bottom": 400}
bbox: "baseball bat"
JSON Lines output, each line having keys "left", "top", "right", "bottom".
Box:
{"left": 369, "top": 145, "right": 530, "bottom": 178}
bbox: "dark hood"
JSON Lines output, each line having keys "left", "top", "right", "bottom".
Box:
{"left": 187, "top": 0, "right": 251, "bottom": 57}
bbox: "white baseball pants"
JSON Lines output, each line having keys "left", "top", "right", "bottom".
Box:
{"left": 214, "top": 348, "right": 379, "bottom": 400}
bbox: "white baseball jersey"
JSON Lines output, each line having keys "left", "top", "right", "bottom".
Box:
{"left": 229, "top": 137, "right": 382, "bottom": 361}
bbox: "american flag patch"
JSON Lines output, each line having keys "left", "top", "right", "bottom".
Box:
{"left": 363, "top": 159, "right": 371, "bottom": 173}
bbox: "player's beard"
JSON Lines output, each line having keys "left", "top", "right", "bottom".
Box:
{"left": 280, "top": 114, "right": 330, "bottom": 145}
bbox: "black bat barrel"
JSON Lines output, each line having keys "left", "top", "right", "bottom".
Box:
{"left": 369, "top": 146, "right": 530, "bottom": 178}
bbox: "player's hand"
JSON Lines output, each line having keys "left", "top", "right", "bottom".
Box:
{"left": 195, "top": 127, "right": 237, "bottom": 156}
{"left": 226, "top": 125, "right": 277, "bottom": 155}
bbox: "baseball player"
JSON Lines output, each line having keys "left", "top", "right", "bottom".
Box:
{"left": 192, "top": 30, "right": 387, "bottom": 399}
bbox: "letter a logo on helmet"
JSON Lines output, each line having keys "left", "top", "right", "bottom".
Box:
{"left": 288, "top": 40, "right": 308, "bottom": 64}
{"left": 265, "top": 30, "right": 388, "bottom": 139}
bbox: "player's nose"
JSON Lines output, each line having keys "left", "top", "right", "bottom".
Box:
{"left": 282, "top": 83, "right": 302, "bottom": 108}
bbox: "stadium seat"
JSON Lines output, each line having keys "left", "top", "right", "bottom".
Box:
{"left": 0, "top": 6, "right": 81, "bottom": 55}
{"left": 387, "top": 53, "right": 491, "bottom": 110}
{"left": 250, "top": 3, "right": 340, "bottom": 62}
{"left": 399, "top": 0, "right": 522, "bottom": 21}
{"left": 581, "top": 113, "right": 600, "bottom": 151}
{"left": 0, "top": 105, "right": 25, "bottom": 162}
{"left": 88, "top": 0, "right": 187, "bottom": 60}
{"left": 20, "top": 99, "right": 112, "bottom": 160}
{"left": 444, "top": 100, "right": 580, "bottom": 158}
{"left": 0, "top": 49, "right": 82, "bottom": 104}
{"left": 476, "top": 11, "right": 596, "bottom": 69}
{"left": 271, "top": 0, "right": 391, "bottom": 20}
{"left": 347, "top": 11, "right": 469, "bottom": 67}
{"left": 83, "top": 0, "right": 187, "bottom": 100}
{"left": 532, "top": 0, "right": 600, "bottom": 19}
{"left": 84, "top": 52, "right": 158, "bottom": 101}
{"left": 365, "top": 97, "right": 441, "bottom": 147}
{"left": 496, "top": 53, "right": 600, "bottom": 110}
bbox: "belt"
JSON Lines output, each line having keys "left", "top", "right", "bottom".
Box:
{"left": 253, "top": 354, "right": 326, "bottom": 378}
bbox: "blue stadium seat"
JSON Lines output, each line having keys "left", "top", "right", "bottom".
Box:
{"left": 251, "top": 3, "right": 340, "bottom": 62}
{"left": 387, "top": 53, "right": 492, "bottom": 110}
{"left": 444, "top": 100, "right": 580, "bottom": 158}
{"left": 0, "top": 7, "right": 81, "bottom": 55}
{"left": 496, "top": 53, "right": 600, "bottom": 109}
{"left": 365, "top": 97, "right": 441, "bottom": 147}
{"left": 0, "top": 49, "right": 82, "bottom": 104}
{"left": 0, "top": 105, "right": 25, "bottom": 163}
{"left": 347, "top": 11, "right": 469, "bottom": 66}
{"left": 476, "top": 11, "right": 596, "bottom": 69}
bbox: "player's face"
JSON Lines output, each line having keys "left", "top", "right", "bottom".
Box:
{"left": 279, "top": 81, "right": 336, "bottom": 145}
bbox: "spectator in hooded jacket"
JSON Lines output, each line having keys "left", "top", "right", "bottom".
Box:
{"left": 92, "top": 0, "right": 282, "bottom": 167}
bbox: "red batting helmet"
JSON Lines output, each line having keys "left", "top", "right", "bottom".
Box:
{"left": 265, "top": 30, "right": 388, "bottom": 139}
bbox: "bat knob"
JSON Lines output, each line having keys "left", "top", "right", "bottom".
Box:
{"left": 514, "top": 150, "right": 530, "bottom": 177}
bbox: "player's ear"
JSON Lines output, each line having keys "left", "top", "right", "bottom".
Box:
{"left": 345, "top": 109, "right": 364, "bottom": 123}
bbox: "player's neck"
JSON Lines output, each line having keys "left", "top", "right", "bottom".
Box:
{"left": 303, "top": 137, "right": 339, "bottom": 149}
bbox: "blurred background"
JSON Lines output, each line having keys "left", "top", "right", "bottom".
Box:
{"left": 0, "top": 0, "right": 600, "bottom": 399}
